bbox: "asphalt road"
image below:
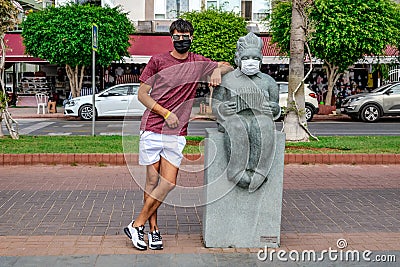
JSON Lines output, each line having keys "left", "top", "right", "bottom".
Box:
{"left": 8, "top": 118, "right": 400, "bottom": 136}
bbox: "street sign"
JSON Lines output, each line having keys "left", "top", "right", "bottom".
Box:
{"left": 92, "top": 23, "right": 98, "bottom": 51}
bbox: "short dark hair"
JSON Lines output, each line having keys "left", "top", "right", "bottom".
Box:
{"left": 169, "top": 18, "right": 194, "bottom": 36}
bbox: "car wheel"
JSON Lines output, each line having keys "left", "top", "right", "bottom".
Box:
{"left": 79, "top": 104, "right": 95, "bottom": 121}
{"left": 360, "top": 104, "right": 381, "bottom": 122}
{"left": 305, "top": 104, "right": 314, "bottom": 122}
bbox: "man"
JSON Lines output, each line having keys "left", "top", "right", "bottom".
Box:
{"left": 124, "top": 18, "right": 233, "bottom": 250}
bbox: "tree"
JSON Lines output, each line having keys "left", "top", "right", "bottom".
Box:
{"left": 180, "top": 7, "right": 248, "bottom": 65}
{"left": 0, "top": 0, "right": 19, "bottom": 139}
{"left": 270, "top": 0, "right": 400, "bottom": 107}
{"left": 270, "top": 0, "right": 313, "bottom": 141}
{"left": 310, "top": 0, "right": 400, "bottom": 106}
{"left": 286, "top": 0, "right": 309, "bottom": 141}
{"left": 22, "top": 4, "right": 135, "bottom": 98}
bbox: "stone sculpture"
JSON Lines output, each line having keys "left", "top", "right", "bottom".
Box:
{"left": 212, "top": 32, "right": 280, "bottom": 192}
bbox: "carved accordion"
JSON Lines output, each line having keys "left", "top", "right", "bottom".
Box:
{"left": 231, "top": 86, "right": 267, "bottom": 113}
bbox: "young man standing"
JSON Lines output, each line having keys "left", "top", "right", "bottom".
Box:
{"left": 124, "top": 18, "right": 233, "bottom": 250}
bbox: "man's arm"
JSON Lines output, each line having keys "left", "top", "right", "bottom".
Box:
{"left": 209, "top": 62, "right": 234, "bottom": 87}
{"left": 137, "top": 82, "right": 179, "bottom": 128}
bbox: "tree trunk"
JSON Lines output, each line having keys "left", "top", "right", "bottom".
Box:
{"left": 323, "top": 61, "right": 340, "bottom": 106}
{"left": 0, "top": 112, "right": 4, "bottom": 137}
{"left": 284, "top": 0, "right": 309, "bottom": 142}
{"left": 0, "top": 34, "right": 7, "bottom": 137}
{"left": 65, "top": 64, "right": 85, "bottom": 98}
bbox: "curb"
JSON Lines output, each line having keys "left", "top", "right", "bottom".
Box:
{"left": 1, "top": 153, "right": 399, "bottom": 166}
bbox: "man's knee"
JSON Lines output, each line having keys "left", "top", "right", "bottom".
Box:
{"left": 159, "top": 180, "right": 176, "bottom": 192}
{"left": 146, "top": 172, "right": 159, "bottom": 187}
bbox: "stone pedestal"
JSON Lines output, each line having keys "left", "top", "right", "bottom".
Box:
{"left": 202, "top": 128, "right": 285, "bottom": 248}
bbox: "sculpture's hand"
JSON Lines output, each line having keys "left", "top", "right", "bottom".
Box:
{"left": 165, "top": 112, "right": 179, "bottom": 128}
{"left": 261, "top": 102, "right": 273, "bottom": 116}
{"left": 219, "top": 101, "right": 237, "bottom": 116}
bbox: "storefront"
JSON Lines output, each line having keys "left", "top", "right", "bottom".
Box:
{"left": 4, "top": 32, "right": 397, "bottom": 107}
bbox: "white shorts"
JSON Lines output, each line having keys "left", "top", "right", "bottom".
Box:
{"left": 139, "top": 131, "right": 186, "bottom": 168}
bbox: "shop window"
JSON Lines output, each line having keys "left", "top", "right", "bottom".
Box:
{"left": 154, "top": 0, "right": 190, "bottom": 19}
{"left": 241, "top": 0, "right": 252, "bottom": 21}
{"left": 241, "top": 0, "right": 271, "bottom": 22}
{"left": 207, "top": 1, "right": 218, "bottom": 9}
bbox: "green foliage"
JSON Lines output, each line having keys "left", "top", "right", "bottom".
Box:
{"left": 1, "top": 135, "right": 400, "bottom": 154}
{"left": 0, "top": 135, "right": 203, "bottom": 154}
{"left": 0, "top": 0, "right": 18, "bottom": 34}
{"left": 181, "top": 7, "right": 248, "bottom": 65}
{"left": 269, "top": 1, "right": 291, "bottom": 55}
{"left": 21, "top": 4, "right": 135, "bottom": 67}
{"left": 285, "top": 136, "right": 400, "bottom": 154}
{"left": 269, "top": 0, "right": 400, "bottom": 72}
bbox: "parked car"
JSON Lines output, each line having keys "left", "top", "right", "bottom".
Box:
{"left": 64, "top": 83, "right": 146, "bottom": 120}
{"left": 340, "top": 82, "right": 400, "bottom": 122}
{"left": 277, "top": 82, "right": 319, "bottom": 121}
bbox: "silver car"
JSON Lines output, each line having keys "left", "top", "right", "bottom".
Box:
{"left": 341, "top": 82, "right": 400, "bottom": 122}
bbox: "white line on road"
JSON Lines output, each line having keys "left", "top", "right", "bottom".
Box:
{"left": 62, "top": 124, "right": 84, "bottom": 128}
{"left": 48, "top": 132, "right": 72, "bottom": 136}
{"left": 19, "top": 122, "right": 55, "bottom": 135}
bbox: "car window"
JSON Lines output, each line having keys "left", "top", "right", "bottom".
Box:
{"left": 371, "top": 83, "right": 393, "bottom": 93}
{"left": 278, "top": 83, "right": 288, "bottom": 93}
{"left": 128, "top": 85, "right": 139, "bottom": 95}
{"left": 108, "top": 86, "right": 130, "bottom": 96}
{"left": 388, "top": 84, "right": 400, "bottom": 95}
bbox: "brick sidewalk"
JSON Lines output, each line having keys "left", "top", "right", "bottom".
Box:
{"left": 0, "top": 164, "right": 399, "bottom": 263}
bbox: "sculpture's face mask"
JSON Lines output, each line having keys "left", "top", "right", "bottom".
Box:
{"left": 241, "top": 59, "right": 261, "bottom": 76}
{"left": 172, "top": 33, "right": 192, "bottom": 54}
{"left": 239, "top": 53, "right": 262, "bottom": 76}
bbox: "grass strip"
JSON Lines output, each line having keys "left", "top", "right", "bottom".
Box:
{"left": 1, "top": 135, "right": 399, "bottom": 154}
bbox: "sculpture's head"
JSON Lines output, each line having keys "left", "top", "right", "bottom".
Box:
{"left": 235, "top": 32, "right": 263, "bottom": 76}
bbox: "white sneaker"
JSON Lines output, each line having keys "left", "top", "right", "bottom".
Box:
{"left": 148, "top": 230, "right": 163, "bottom": 250}
{"left": 124, "top": 221, "right": 147, "bottom": 250}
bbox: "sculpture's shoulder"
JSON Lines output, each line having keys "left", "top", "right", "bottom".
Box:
{"left": 220, "top": 70, "right": 239, "bottom": 87}
{"left": 220, "top": 69, "right": 250, "bottom": 89}
{"left": 258, "top": 73, "right": 277, "bottom": 85}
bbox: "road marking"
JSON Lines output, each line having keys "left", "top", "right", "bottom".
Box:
{"left": 99, "top": 132, "right": 122, "bottom": 135}
{"left": 19, "top": 122, "right": 55, "bottom": 135}
{"left": 62, "top": 124, "right": 84, "bottom": 128}
{"left": 48, "top": 132, "right": 72, "bottom": 136}
{"left": 107, "top": 124, "right": 123, "bottom": 128}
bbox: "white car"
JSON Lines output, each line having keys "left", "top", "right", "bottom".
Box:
{"left": 64, "top": 83, "right": 146, "bottom": 120}
{"left": 277, "top": 82, "right": 319, "bottom": 121}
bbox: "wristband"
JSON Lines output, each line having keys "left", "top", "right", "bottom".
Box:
{"left": 164, "top": 111, "right": 171, "bottom": 120}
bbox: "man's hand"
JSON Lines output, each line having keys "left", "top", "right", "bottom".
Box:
{"left": 209, "top": 68, "right": 221, "bottom": 87}
{"left": 165, "top": 112, "right": 179, "bottom": 128}
{"left": 219, "top": 101, "right": 237, "bottom": 116}
{"left": 208, "top": 62, "right": 234, "bottom": 87}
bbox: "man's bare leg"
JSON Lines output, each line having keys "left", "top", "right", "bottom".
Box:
{"left": 145, "top": 162, "right": 160, "bottom": 231}
{"left": 133, "top": 156, "right": 179, "bottom": 228}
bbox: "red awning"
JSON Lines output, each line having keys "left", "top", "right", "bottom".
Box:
{"left": 128, "top": 35, "right": 283, "bottom": 57}
{"left": 261, "top": 36, "right": 283, "bottom": 57}
{"left": 4, "top": 33, "right": 47, "bottom": 63}
{"left": 5, "top": 33, "right": 397, "bottom": 63}
{"left": 128, "top": 35, "right": 173, "bottom": 56}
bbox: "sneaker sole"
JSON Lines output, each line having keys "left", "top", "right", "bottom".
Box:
{"left": 149, "top": 244, "right": 163, "bottom": 250}
{"left": 124, "top": 227, "right": 147, "bottom": 250}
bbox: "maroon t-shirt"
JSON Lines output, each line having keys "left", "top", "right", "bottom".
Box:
{"left": 139, "top": 52, "right": 218, "bottom": 135}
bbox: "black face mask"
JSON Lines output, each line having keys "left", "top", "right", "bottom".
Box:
{"left": 174, "top": 40, "right": 191, "bottom": 54}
